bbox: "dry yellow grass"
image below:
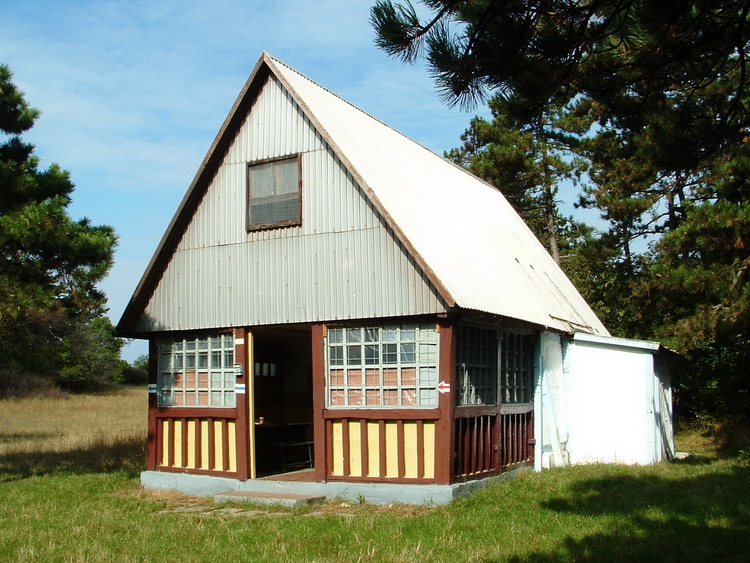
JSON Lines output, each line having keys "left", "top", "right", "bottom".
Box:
{"left": 0, "top": 386, "right": 148, "bottom": 476}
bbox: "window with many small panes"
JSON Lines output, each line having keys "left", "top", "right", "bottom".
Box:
{"left": 500, "top": 332, "right": 535, "bottom": 404}
{"left": 157, "top": 334, "right": 236, "bottom": 408}
{"left": 457, "top": 326, "right": 498, "bottom": 406}
{"left": 326, "top": 324, "right": 439, "bottom": 408}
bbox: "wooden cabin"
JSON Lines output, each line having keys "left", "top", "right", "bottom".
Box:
{"left": 117, "top": 53, "right": 674, "bottom": 504}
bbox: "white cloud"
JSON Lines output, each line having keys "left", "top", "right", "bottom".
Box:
{"left": 1, "top": 0, "right": 485, "bottom": 361}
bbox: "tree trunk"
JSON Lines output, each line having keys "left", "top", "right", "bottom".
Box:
{"left": 540, "top": 136, "right": 561, "bottom": 265}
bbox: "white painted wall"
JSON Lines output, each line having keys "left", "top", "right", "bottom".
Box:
{"left": 557, "top": 334, "right": 673, "bottom": 466}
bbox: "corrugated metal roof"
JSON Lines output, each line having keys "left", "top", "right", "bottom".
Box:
{"left": 265, "top": 54, "right": 608, "bottom": 336}
{"left": 118, "top": 52, "right": 608, "bottom": 336}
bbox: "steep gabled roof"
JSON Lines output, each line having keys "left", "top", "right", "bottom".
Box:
{"left": 118, "top": 52, "right": 608, "bottom": 336}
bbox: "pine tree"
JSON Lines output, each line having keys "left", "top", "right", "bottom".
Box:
{"left": 0, "top": 65, "right": 118, "bottom": 386}
{"left": 446, "top": 96, "right": 587, "bottom": 264}
{"left": 373, "top": 0, "right": 750, "bottom": 421}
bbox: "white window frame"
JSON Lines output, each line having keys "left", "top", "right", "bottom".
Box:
{"left": 325, "top": 324, "right": 439, "bottom": 409}
{"left": 157, "top": 333, "right": 236, "bottom": 408}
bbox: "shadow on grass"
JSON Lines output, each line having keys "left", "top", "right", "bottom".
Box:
{"left": 672, "top": 454, "right": 716, "bottom": 466}
{"left": 0, "top": 431, "right": 57, "bottom": 441}
{"left": 0, "top": 435, "right": 146, "bottom": 482}
{"left": 508, "top": 465, "right": 750, "bottom": 562}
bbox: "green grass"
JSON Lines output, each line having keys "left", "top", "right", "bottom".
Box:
{"left": 1, "top": 389, "right": 749, "bottom": 562}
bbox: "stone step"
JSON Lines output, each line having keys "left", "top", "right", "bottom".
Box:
{"left": 214, "top": 490, "right": 325, "bottom": 508}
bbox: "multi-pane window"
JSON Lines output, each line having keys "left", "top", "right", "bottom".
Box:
{"left": 457, "top": 326, "right": 498, "bottom": 406}
{"left": 500, "top": 332, "right": 535, "bottom": 404}
{"left": 326, "top": 324, "right": 439, "bottom": 408}
{"left": 247, "top": 156, "right": 301, "bottom": 229}
{"left": 158, "top": 334, "right": 236, "bottom": 408}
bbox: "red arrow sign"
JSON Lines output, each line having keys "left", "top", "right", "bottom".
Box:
{"left": 438, "top": 381, "right": 451, "bottom": 394}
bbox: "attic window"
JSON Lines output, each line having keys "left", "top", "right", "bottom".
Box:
{"left": 247, "top": 156, "right": 301, "bottom": 230}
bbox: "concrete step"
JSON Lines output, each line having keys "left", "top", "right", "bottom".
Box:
{"left": 214, "top": 490, "right": 325, "bottom": 508}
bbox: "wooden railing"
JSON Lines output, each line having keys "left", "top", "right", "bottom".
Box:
{"left": 499, "top": 406, "right": 534, "bottom": 469}
{"left": 150, "top": 408, "right": 241, "bottom": 476}
{"left": 323, "top": 410, "right": 439, "bottom": 482}
{"left": 454, "top": 406, "right": 533, "bottom": 480}
{"left": 454, "top": 414, "right": 498, "bottom": 478}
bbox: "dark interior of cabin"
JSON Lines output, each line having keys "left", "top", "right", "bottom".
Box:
{"left": 251, "top": 325, "right": 314, "bottom": 476}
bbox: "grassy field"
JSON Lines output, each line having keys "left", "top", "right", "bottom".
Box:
{"left": 1, "top": 388, "right": 749, "bottom": 562}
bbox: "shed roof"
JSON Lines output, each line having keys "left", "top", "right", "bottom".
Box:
{"left": 118, "top": 52, "right": 608, "bottom": 336}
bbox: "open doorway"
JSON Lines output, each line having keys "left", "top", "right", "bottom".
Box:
{"left": 250, "top": 324, "right": 314, "bottom": 479}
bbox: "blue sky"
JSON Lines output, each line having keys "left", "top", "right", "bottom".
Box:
{"left": 2, "top": 0, "right": 496, "bottom": 360}
{"left": 2, "top": 1, "right": 593, "bottom": 361}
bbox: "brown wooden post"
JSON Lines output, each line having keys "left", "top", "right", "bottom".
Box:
{"left": 180, "top": 417, "right": 189, "bottom": 467}
{"left": 146, "top": 338, "right": 159, "bottom": 470}
{"left": 416, "top": 419, "right": 425, "bottom": 479}
{"left": 342, "top": 419, "right": 351, "bottom": 477}
{"left": 234, "top": 327, "right": 250, "bottom": 480}
{"left": 396, "top": 419, "right": 406, "bottom": 479}
{"left": 207, "top": 417, "right": 216, "bottom": 470}
{"left": 311, "top": 323, "right": 327, "bottom": 482}
{"left": 167, "top": 418, "right": 176, "bottom": 467}
{"left": 435, "top": 315, "right": 456, "bottom": 484}
{"left": 378, "top": 419, "right": 387, "bottom": 478}
{"left": 527, "top": 410, "right": 535, "bottom": 465}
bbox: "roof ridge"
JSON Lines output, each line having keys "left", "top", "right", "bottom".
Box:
{"left": 265, "top": 53, "right": 441, "bottom": 157}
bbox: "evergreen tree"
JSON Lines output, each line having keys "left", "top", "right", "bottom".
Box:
{"left": 373, "top": 0, "right": 750, "bottom": 421}
{"left": 0, "top": 65, "right": 118, "bottom": 388}
{"left": 446, "top": 96, "right": 588, "bottom": 264}
{"left": 371, "top": 0, "right": 750, "bottom": 166}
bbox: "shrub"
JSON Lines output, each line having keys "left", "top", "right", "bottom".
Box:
{"left": 0, "top": 369, "right": 67, "bottom": 399}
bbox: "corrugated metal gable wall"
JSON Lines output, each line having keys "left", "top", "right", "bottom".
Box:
{"left": 136, "top": 76, "right": 445, "bottom": 332}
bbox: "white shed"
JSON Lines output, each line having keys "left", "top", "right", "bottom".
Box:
{"left": 536, "top": 332, "right": 675, "bottom": 469}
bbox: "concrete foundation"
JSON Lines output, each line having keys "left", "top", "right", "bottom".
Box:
{"left": 141, "top": 470, "right": 518, "bottom": 505}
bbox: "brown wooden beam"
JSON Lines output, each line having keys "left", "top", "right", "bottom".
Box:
{"left": 180, "top": 417, "right": 189, "bottom": 468}
{"left": 167, "top": 418, "right": 175, "bottom": 468}
{"left": 207, "top": 417, "right": 216, "bottom": 471}
{"left": 321, "top": 408, "right": 440, "bottom": 420}
{"left": 146, "top": 338, "right": 158, "bottom": 470}
{"left": 311, "top": 323, "right": 327, "bottom": 482}
{"left": 396, "top": 419, "right": 405, "bottom": 479}
{"left": 221, "top": 419, "right": 230, "bottom": 472}
{"left": 435, "top": 317, "right": 456, "bottom": 484}
{"left": 234, "top": 327, "right": 249, "bottom": 480}
{"left": 342, "top": 419, "right": 351, "bottom": 477}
